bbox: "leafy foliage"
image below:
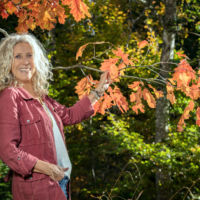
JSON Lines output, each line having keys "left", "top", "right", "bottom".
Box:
{"left": 0, "top": 0, "right": 90, "bottom": 32}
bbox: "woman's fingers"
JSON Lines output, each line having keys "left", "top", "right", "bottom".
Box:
{"left": 49, "top": 164, "right": 65, "bottom": 181}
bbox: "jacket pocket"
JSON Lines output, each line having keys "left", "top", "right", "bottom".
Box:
{"left": 19, "top": 114, "right": 44, "bottom": 146}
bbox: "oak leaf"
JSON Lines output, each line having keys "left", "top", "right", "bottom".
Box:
{"left": 113, "top": 47, "right": 134, "bottom": 66}
{"left": 1, "top": 10, "right": 9, "bottom": 19}
{"left": 172, "top": 60, "right": 196, "bottom": 90}
{"left": 100, "top": 58, "right": 119, "bottom": 81}
{"left": 76, "top": 42, "right": 106, "bottom": 60}
{"left": 142, "top": 88, "right": 156, "bottom": 108}
{"left": 94, "top": 93, "right": 113, "bottom": 115}
{"left": 177, "top": 100, "right": 195, "bottom": 131}
{"left": 187, "top": 84, "right": 200, "bottom": 100}
{"left": 138, "top": 40, "right": 148, "bottom": 49}
{"left": 108, "top": 86, "right": 129, "bottom": 113}
{"left": 132, "top": 103, "right": 145, "bottom": 114}
{"left": 166, "top": 83, "right": 176, "bottom": 104}
{"left": 64, "top": 0, "right": 91, "bottom": 22}
{"left": 5, "top": 1, "right": 18, "bottom": 15}
{"left": 196, "top": 107, "right": 200, "bottom": 126}
{"left": 148, "top": 84, "right": 163, "bottom": 99}
{"left": 75, "top": 75, "right": 97, "bottom": 99}
{"left": 128, "top": 81, "right": 143, "bottom": 91}
{"left": 118, "top": 63, "right": 126, "bottom": 76}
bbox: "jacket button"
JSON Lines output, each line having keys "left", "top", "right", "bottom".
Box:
{"left": 17, "top": 156, "right": 20, "bottom": 160}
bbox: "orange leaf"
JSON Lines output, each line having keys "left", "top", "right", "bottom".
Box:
{"left": 113, "top": 47, "right": 134, "bottom": 66}
{"left": 57, "top": 5, "right": 67, "bottom": 24}
{"left": 12, "top": 0, "right": 21, "bottom": 4}
{"left": 196, "top": 107, "right": 200, "bottom": 126}
{"left": 130, "top": 92, "right": 137, "bottom": 102}
{"left": 94, "top": 93, "right": 113, "bottom": 115}
{"left": 118, "top": 63, "right": 126, "bottom": 76}
{"left": 75, "top": 75, "right": 97, "bottom": 99}
{"left": 5, "top": 1, "right": 18, "bottom": 14}
{"left": 177, "top": 100, "right": 195, "bottom": 131}
{"left": 132, "top": 103, "right": 145, "bottom": 114}
{"left": 187, "top": 84, "right": 200, "bottom": 100}
{"left": 76, "top": 41, "right": 105, "bottom": 60}
{"left": 148, "top": 84, "right": 163, "bottom": 99}
{"left": 138, "top": 40, "right": 148, "bottom": 49}
{"left": 108, "top": 86, "right": 129, "bottom": 113}
{"left": 142, "top": 88, "right": 156, "bottom": 108}
{"left": 100, "top": 58, "right": 119, "bottom": 81}
{"left": 128, "top": 81, "right": 144, "bottom": 91}
{"left": 173, "top": 60, "right": 196, "bottom": 88}
{"left": 176, "top": 51, "right": 189, "bottom": 59}
{"left": 62, "top": 0, "right": 71, "bottom": 5}
{"left": 166, "top": 83, "right": 176, "bottom": 104}
{"left": 1, "top": 10, "right": 8, "bottom": 19}
{"left": 76, "top": 43, "right": 89, "bottom": 60}
{"left": 65, "top": 0, "right": 91, "bottom": 22}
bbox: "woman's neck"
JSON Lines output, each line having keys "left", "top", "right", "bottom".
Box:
{"left": 21, "top": 83, "right": 38, "bottom": 98}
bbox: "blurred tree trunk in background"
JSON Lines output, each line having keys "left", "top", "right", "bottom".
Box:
{"left": 155, "top": 0, "right": 176, "bottom": 199}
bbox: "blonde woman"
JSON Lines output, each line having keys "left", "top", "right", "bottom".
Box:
{"left": 0, "top": 33, "right": 109, "bottom": 200}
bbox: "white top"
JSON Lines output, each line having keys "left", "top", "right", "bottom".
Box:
{"left": 42, "top": 103, "right": 72, "bottom": 178}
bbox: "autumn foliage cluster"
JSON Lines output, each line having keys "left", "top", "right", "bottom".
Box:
{"left": 0, "top": 0, "right": 90, "bottom": 32}
{"left": 75, "top": 42, "right": 200, "bottom": 132}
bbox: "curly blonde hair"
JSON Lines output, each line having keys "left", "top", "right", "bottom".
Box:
{"left": 0, "top": 33, "right": 53, "bottom": 96}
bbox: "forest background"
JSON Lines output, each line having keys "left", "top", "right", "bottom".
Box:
{"left": 0, "top": 0, "right": 200, "bottom": 200}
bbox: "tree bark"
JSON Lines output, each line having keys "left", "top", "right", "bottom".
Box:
{"left": 155, "top": 0, "right": 176, "bottom": 200}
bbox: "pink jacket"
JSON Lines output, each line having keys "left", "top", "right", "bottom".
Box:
{"left": 0, "top": 87, "right": 94, "bottom": 200}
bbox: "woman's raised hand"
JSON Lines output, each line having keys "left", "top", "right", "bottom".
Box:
{"left": 95, "top": 71, "right": 111, "bottom": 95}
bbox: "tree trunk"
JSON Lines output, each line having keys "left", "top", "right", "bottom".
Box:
{"left": 155, "top": 0, "right": 176, "bottom": 200}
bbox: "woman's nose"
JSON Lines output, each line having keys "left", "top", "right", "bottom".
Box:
{"left": 23, "top": 58, "right": 29, "bottom": 65}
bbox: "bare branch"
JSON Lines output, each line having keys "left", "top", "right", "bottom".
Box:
{"left": 53, "top": 64, "right": 102, "bottom": 73}
{"left": 189, "top": 32, "right": 200, "bottom": 37}
{"left": 53, "top": 64, "right": 167, "bottom": 86}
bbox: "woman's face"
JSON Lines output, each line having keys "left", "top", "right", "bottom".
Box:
{"left": 11, "top": 42, "right": 36, "bottom": 85}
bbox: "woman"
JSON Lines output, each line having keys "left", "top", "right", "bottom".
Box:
{"left": 0, "top": 33, "right": 109, "bottom": 200}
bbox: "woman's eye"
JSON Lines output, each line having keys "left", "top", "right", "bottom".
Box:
{"left": 27, "top": 54, "right": 32, "bottom": 58}
{"left": 15, "top": 55, "right": 21, "bottom": 59}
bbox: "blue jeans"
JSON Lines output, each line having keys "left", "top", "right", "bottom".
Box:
{"left": 59, "top": 176, "right": 70, "bottom": 199}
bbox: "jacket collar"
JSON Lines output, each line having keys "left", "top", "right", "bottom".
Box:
{"left": 17, "top": 87, "right": 34, "bottom": 100}
{"left": 16, "top": 87, "right": 46, "bottom": 101}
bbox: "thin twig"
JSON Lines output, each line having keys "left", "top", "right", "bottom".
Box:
{"left": 189, "top": 32, "right": 200, "bottom": 37}
{"left": 122, "top": 75, "right": 166, "bottom": 85}
{"left": 135, "top": 191, "right": 144, "bottom": 200}
{"left": 53, "top": 64, "right": 102, "bottom": 72}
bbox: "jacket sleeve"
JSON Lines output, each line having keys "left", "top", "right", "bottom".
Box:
{"left": 49, "top": 96, "right": 94, "bottom": 126}
{"left": 0, "top": 88, "right": 38, "bottom": 177}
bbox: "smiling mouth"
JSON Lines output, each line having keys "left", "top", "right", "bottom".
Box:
{"left": 19, "top": 68, "right": 31, "bottom": 72}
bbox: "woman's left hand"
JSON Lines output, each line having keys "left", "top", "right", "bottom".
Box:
{"left": 95, "top": 71, "right": 111, "bottom": 95}
{"left": 88, "top": 71, "right": 111, "bottom": 105}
